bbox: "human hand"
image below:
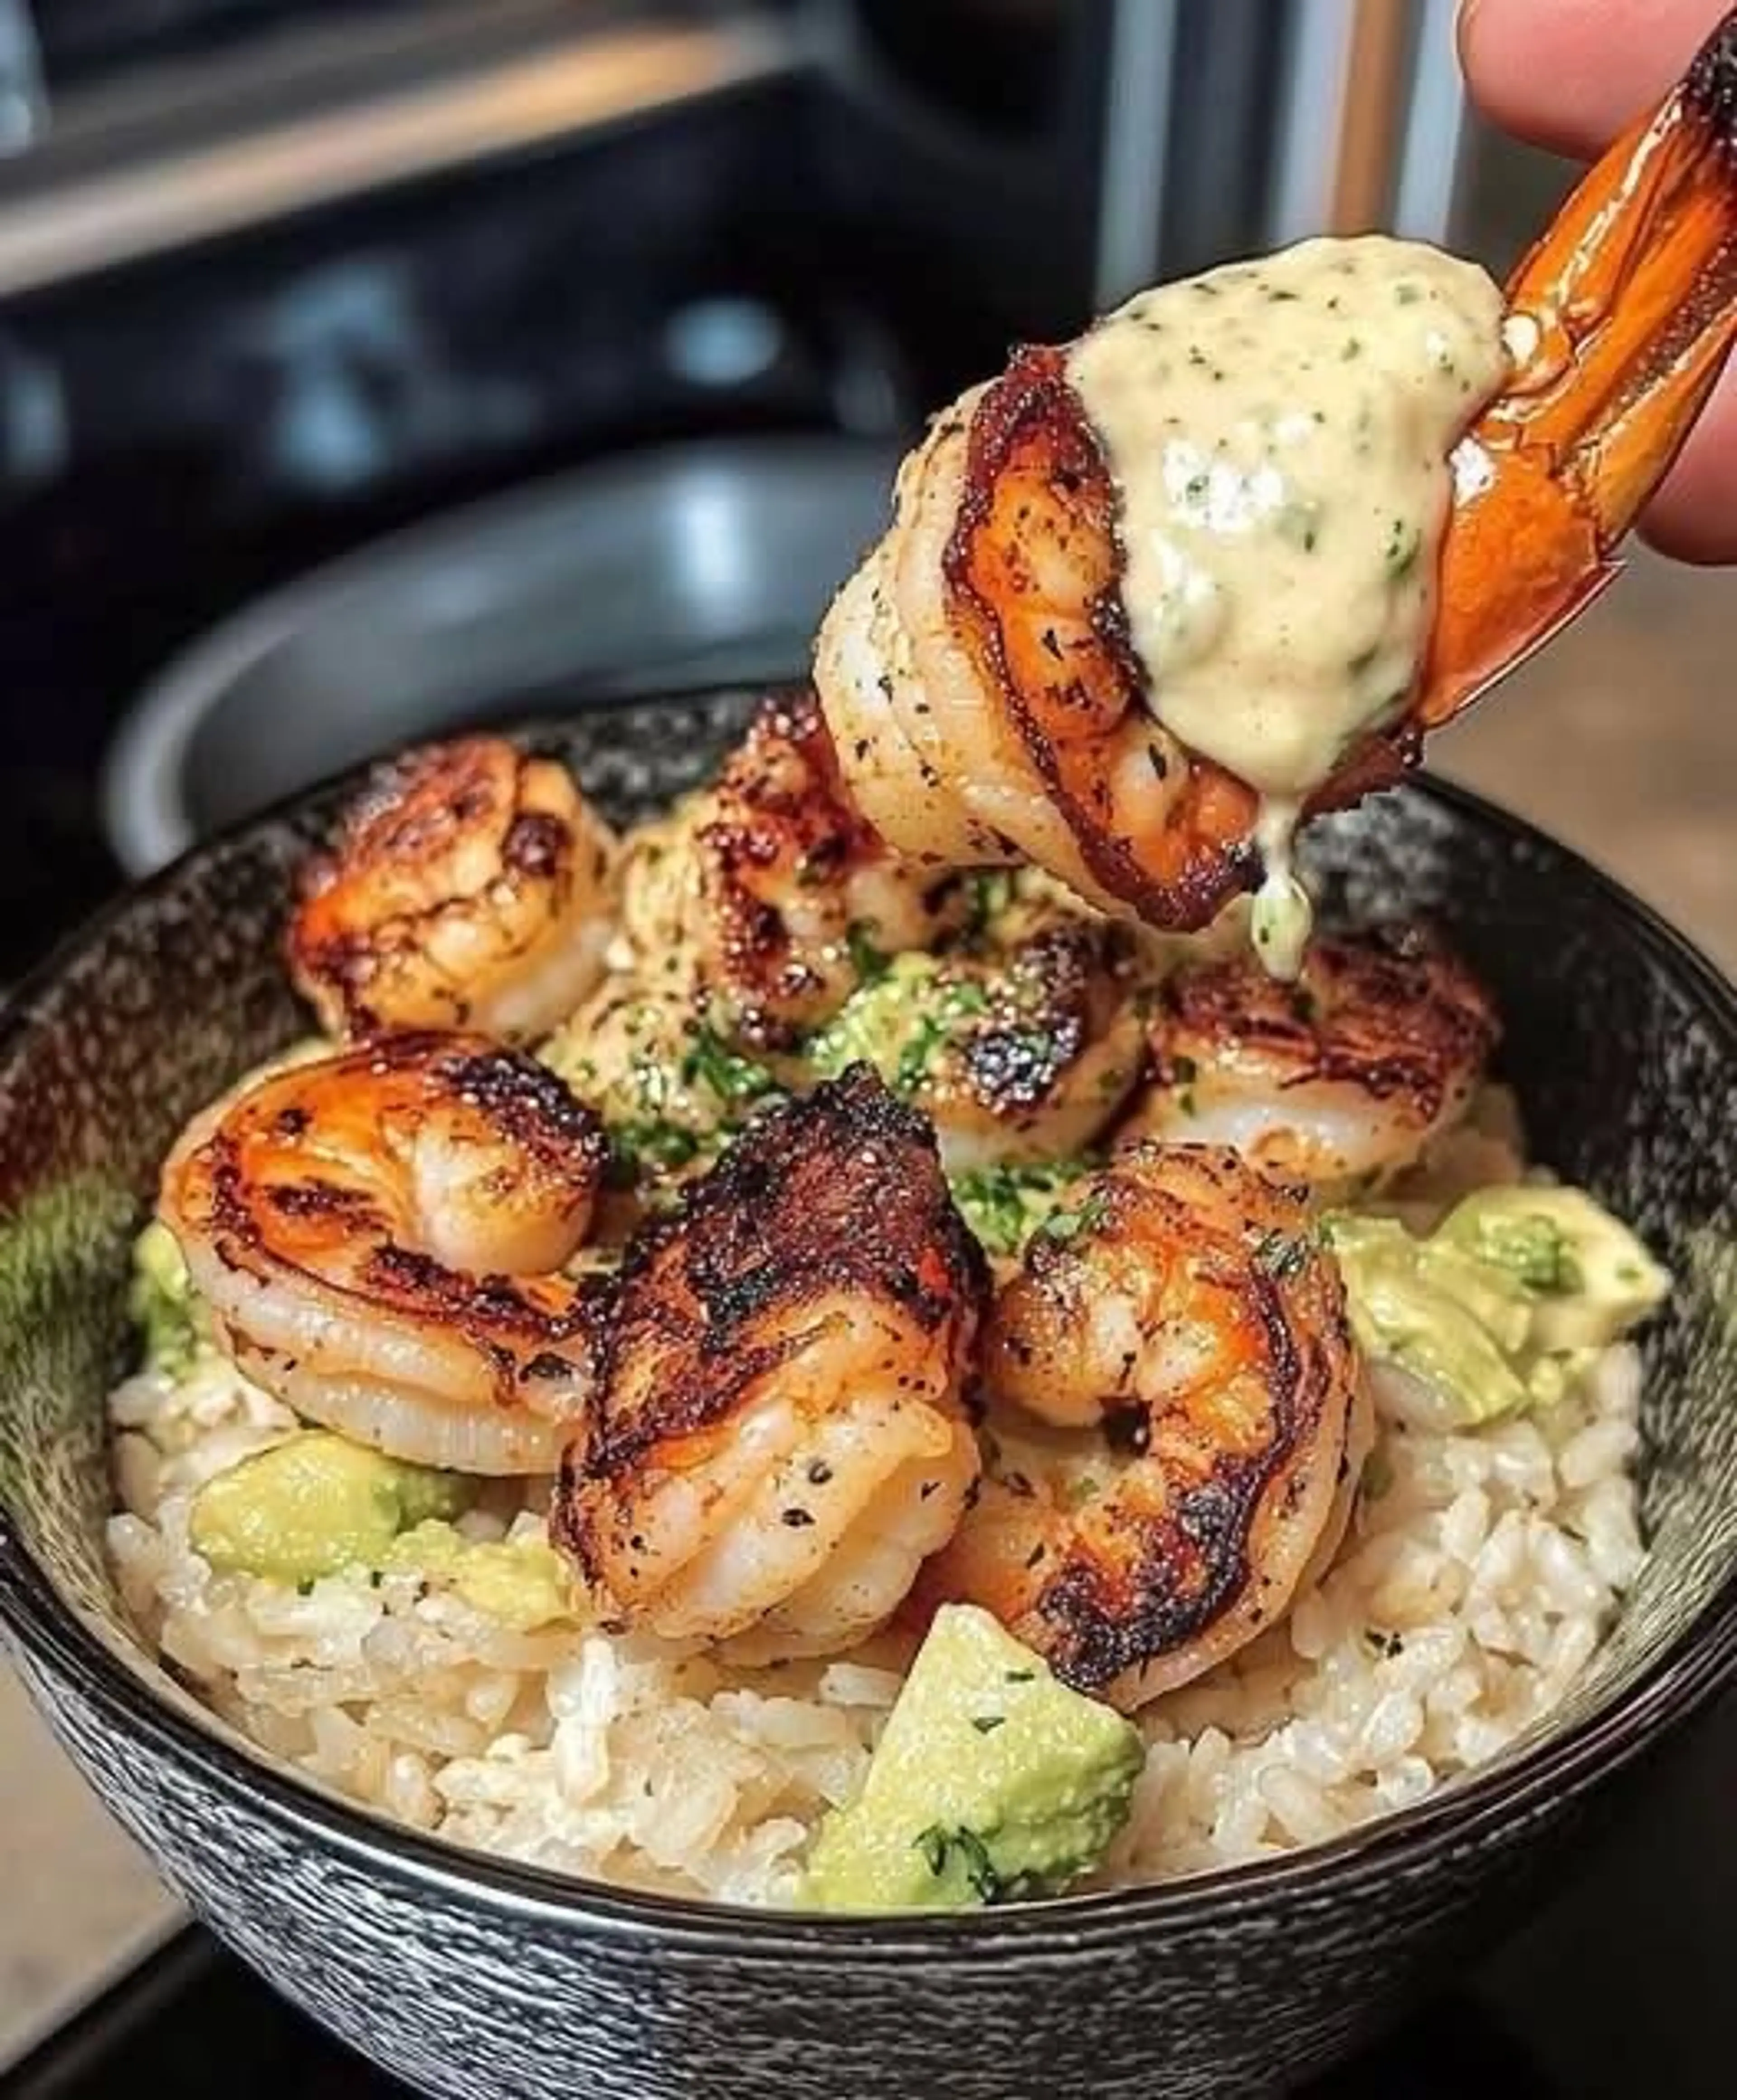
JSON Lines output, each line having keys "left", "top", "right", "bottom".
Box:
{"left": 1459, "top": 0, "right": 1737, "bottom": 561}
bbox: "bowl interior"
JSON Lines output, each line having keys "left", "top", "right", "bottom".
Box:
{"left": 3, "top": 687, "right": 1736, "bottom": 1917}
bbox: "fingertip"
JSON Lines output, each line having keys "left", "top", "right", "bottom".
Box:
{"left": 1457, "top": 0, "right": 1720, "bottom": 160}
{"left": 1640, "top": 462, "right": 1737, "bottom": 566}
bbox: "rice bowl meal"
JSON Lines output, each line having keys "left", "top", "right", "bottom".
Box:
{"left": 99, "top": 16, "right": 1731, "bottom": 1916}
{"left": 109, "top": 1090, "right": 1660, "bottom": 1906}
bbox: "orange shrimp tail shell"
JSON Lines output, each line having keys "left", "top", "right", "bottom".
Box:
{"left": 1417, "top": 6, "right": 1737, "bottom": 735}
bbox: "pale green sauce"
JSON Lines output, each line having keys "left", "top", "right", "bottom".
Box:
{"left": 1066, "top": 235, "right": 1508, "bottom": 974}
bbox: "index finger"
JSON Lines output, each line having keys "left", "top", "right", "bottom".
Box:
{"left": 1459, "top": 0, "right": 1737, "bottom": 563}
{"left": 1457, "top": 0, "right": 1721, "bottom": 155}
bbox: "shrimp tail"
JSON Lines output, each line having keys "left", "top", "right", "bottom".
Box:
{"left": 1416, "top": 5, "right": 1737, "bottom": 732}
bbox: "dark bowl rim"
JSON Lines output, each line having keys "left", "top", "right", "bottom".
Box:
{"left": 2, "top": 701, "right": 1736, "bottom": 1958}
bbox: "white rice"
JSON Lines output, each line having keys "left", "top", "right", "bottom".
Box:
{"left": 105, "top": 1327, "right": 1645, "bottom": 1908}
{"left": 105, "top": 1094, "right": 1647, "bottom": 1906}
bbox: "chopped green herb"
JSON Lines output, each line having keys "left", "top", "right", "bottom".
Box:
{"left": 949, "top": 1157, "right": 1098, "bottom": 1256}
{"left": 607, "top": 1119, "right": 703, "bottom": 1186}
{"left": 1463, "top": 1211, "right": 1583, "bottom": 1295}
{"left": 911, "top": 1823, "right": 1003, "bottom": 1902}
{"left": 845, "top": 919, "right": 890, "bottom": 986}
{"left": 963, "top": 870, "right": 1016, "bottom": 939}
{"left": 893, "top": 1013, "right": 950, "bottom": 1097}
{"left": 1254, "top": 1230, "right": 1311, "bottom": 1280}
{"left": 971, "top": 1714, "right": 1006, "bottom": 1735}
{"left": 1004, "top": 1668, "right": 1037, "bottom": 1684}
{"left": 1384, "top": 519, "right": 1422, "bottom": 580}
{"left": 681, "top": 1020, "right": 779, "bottom": 1107}
{"left": 1042, "top": 1191, "right": 1110, "bottom": 1244}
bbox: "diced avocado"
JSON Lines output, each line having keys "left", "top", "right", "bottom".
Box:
{"left": 383, "top": 1520, "right": 577, "bottom": 1631}
{"left": 189, "top": 1431, "right": 473, "bottom": 1586}
{"left": 801, "top": 1604, "right": 1144, "bottom": 1913}
{"left": 1327, "top": 1186, "right": 1667, "bottom": 1429}
{"left": 1327, "top": 1213, "right": 1539, "bottom": 1424}
{"left": 128, "top": 1219, "right": 207, "bottom": 1376}
{"left": 1437, "top": 1185, "right": 1670, "bottom": 1350}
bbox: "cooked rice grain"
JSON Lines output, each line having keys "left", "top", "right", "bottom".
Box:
{"left": 104, "top": 1328, "right": 1643, "bottom": 1906}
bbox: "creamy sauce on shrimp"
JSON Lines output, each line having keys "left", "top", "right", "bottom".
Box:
{"left": 1067, "top": 236, "right": 1508, "bottom": 969}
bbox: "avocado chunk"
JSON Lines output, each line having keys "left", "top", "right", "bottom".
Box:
{"left": 802, "top": 1604, "right": 1144, "bottom": 1912}
{"left": 128, "top": 1219, "right": 208, "bottom": 1376}
{"left": 1326, "top": 1185, "right": 1667, "bottom": 1429}
{"left": 1435, "top": 1185, "right": 1669, "bottom": 1350}
{"left": 383, "top": 1520, "right": 578, "bottom": 1631}
{"left": 189, "top": 1431, "right": 474, "bottom": 1586}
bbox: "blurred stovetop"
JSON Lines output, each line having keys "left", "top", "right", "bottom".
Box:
{"left": 0, "top": 81, "right": 984, "bottom": 980}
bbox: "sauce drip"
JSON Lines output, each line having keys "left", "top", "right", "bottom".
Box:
{"left": 1066, "top": 234, "right": 1508, "bottom": 973}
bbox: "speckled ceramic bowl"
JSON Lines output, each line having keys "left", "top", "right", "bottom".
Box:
{"left": 2, "top": 691, "right": 1735, "bottom": 2100}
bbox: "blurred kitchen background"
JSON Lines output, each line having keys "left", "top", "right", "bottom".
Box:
{"left": 0, "top": 0, "right": 1730, "bottom": 2090}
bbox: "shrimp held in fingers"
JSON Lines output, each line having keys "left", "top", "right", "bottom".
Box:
{"left": 914, "top": 1143, "right": 1363, "bottom": 1710}
{"left": 816, "top": 14, "right": 1737, "bottom": 954}
{"left": 553, "top": 1066, "right": 985, "bottom": 1657}
{"left": 1123, "top": 925, "right": 1499, "bottom": 1193}
{"left": 290, "top": 736, "right": 617, "bottom": 1043}
{"left": 159, "top": 1031, "right": 610, "bottom": 1475}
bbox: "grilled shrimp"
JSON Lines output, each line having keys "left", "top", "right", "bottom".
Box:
{"left": 914, "top": 1142, "right": 1364, "bottom": 1710}
{"left": 542, "top": 973, "right": 786, "bottom": 1206}
{"left": 552, "top": 1067, "right": 985, "bottom": 1658}
{"left": 810, "top": 874, "right": 1145, "bottom": 1172}
{"left": 1122, "top": 926, "right": 1499, "bottom": 1192}
{"left": 816, "top": 19, "right": 1737, "bottom": 935}
{"left": 159, "top": 1032, "right": 610, "bottom": 1475}
{"left": 617, "top": 690, "right": 962, "bottom": 1052}
{"left": 290, "top": 737, "right": 617, "bottom": 1043}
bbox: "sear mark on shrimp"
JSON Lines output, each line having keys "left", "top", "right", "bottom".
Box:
{"left": 1123, "top": 924, "right": 1499, "bottom": 1191}
{"left": 618, "top": 689, "right": 962, "bottom": 1052}
{"left": 553, "top": 1065, "right": 986, "bottom": 1657}
{"left": 946, "top": 346, "right": 1262, "bottom": 929}
{"left": 913, "top": 1142, "right": 1362, "bottom": 1709}
{"left": 289, "top": 736, "right": 617, "bottom": 1043}
{"left": 160, "top": 1030, "right": 612, "bottom": 1476}
{"left": 811, "top": 870, "right": 1147, "bottom": 1173}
